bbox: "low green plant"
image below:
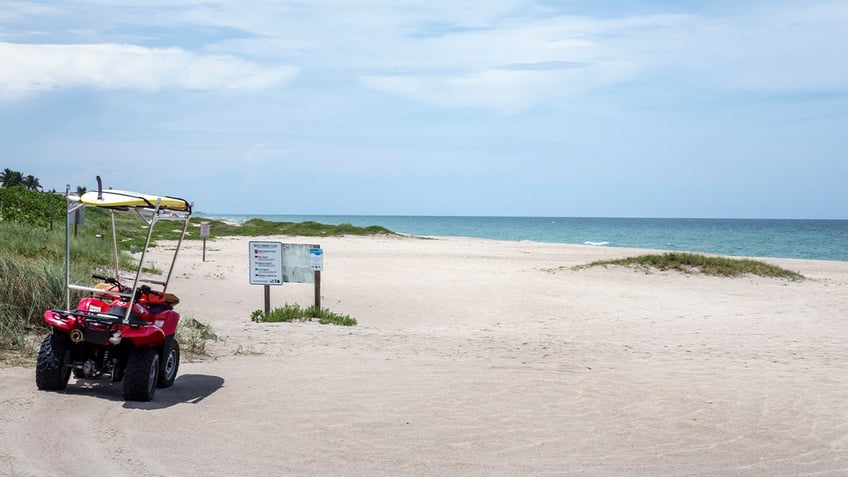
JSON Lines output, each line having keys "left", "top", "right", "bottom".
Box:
{"left": 0, "top": 303, "right": 32, "bottom": 356}
{"left": 0, "top": 186, "right": 66, "bottom": 228}
{"left": 0, "top": 209, "right": 134, "bottom": 269}
{"left": 176, "top": 318, "right": 217, "bottom": 357}
{"left": 576, "top": 252, "right": 803, "bottom": 280}
{"left": 195, "top": 218, "right": 393, "bottom": 240}
{"left": 0, "top": 252, "right": 87, "bottom": 351}
{"left": 251, "top": 303, "right": 357, "bottom": 326}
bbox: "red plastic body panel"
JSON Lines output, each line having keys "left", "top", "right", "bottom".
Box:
{"left": 130, "top": 302, "right": 154, "bottom": 322}
{"left": 120, "top": 324, "right": 166, "bottom": 346}
{"left": 77, "top": 297, "right": 110, "bottom": 313}
{"left": 153, "top": 310, "right": 180, "bottom": 336}
{"left": 44, "top": 310, "right": 78, "bottom": 332}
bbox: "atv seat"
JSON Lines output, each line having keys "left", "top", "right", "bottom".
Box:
{"left": 142, "top": 289, "right": 180, "bottom": 307}
{"left": 142, "top": 289, "right": 180, "bottom": 315}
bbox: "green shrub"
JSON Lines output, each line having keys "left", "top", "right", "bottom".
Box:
{"left": 197, "top": 218, "right": 393, "bottom": 239}
{"left": 0, "top": 187, "right": 66, "bottom": 228}
{"left": 577, "top": 252, "right": 803, "bottom": 279}
{"left": 251, "top": 303, "right": 357, "bottom": 326}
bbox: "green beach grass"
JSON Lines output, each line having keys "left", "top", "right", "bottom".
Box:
{"left": 574, "top": 252, "right": 803, "bottom": 280}
{"left": 188, "top": 218, "right": 393, "bottom": 241}
{"left": 250, "top": 303, "right": 358, "bottom": 326}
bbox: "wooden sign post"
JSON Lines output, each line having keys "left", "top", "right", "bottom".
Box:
{"left": 309, "top": 247, "right": 323, "bottom": 309}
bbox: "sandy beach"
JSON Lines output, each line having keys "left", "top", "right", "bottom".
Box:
{"left": 2, "top": 234, "right": 848, "bottom": 476}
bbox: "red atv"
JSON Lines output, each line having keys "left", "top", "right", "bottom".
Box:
{"left": 36, "top": 178, "right": 192, "bottom": 402}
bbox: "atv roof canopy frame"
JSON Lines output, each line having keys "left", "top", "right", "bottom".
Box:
{"left": 64, "top": 178, "right": 193, "bottom": 322}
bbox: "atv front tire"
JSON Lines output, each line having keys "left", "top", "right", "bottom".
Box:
{"left": 158, "top": 338, "right": 180, "bottom": 388}
{"left": 122, "top": 347, "right": 159, "bottom": 401}
{"left": 36, "top": 333, "right": 72, "bottom": 391}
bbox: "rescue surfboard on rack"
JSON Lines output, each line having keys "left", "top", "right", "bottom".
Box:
{"left": 79, "top": 189, "right": 191, "bottom": 212}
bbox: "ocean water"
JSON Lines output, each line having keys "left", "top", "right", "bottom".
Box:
{"left": 198, "top": 214, "right": 848, "bottom": 262}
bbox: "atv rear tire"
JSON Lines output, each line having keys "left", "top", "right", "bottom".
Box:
{"left": 157, "top": 338, "right": 180, "bottom": 388}
{"left": 122, "top": 347, "right": 159, "bottom": 401}
{"left": 36, "top": 333, "right": 72, "bottom": 391}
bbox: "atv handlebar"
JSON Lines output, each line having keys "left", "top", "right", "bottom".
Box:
{"left": 92, "top": 274, "right": 127, "bottom": 293}
{"left": 136, "top": 284, "right": 152, "bottom": 301}
{"left": 92, "top": 273, "right": 119, "bottom": 285}
{"left": 91, "top": 275, "right": 163, "bottom": 304}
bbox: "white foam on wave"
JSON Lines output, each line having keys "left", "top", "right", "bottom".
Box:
{"left": 584, "top": 241, "right": 610, "bottom": 246}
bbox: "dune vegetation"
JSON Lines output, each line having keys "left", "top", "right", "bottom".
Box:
{"left": 576, "top": 252, "right": 803, "bottom": 280}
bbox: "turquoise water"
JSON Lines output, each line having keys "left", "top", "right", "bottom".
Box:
{"left": 198, "top": 214, "right": 848, "bottom": 262}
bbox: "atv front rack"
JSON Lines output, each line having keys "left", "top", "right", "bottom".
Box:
{"left": 48, "top": 309, "right": 148, "bottom": 327}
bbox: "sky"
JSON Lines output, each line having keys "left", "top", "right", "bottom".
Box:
{"left": 1, "top": 0, "right": 846, "bottom": 218}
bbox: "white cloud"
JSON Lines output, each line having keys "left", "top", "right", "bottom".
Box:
{"left": 2, "top": 0, "right": 846, "bottom": 110}
{"left": 356, "top": 4, "right": 847, "bottom": 111}
{"left": 0, "top": 41, "right": 299, "bottom": 100}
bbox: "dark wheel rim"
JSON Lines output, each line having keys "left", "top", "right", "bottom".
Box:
{"left": 163, "top": 350, "right": 177, "bottom": 381}
{"left": 147, "top": 355, "right": 159, "bottom": 394}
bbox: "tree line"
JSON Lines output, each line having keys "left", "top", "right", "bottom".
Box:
{"left": 1, "top": 168, "right": 88, "bottom": 195}
{"left": 1, "top": 168, "right": 41, "bottom": 190}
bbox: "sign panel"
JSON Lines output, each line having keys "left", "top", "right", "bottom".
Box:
{"left": 310, "top": 248, "right": 323, "bottom": 271}
{"left": 199, "top": 222, "right": 210, "bottom": 238}
{"left": 249, "top": 241, "right": 283, "bottom": 285}
{"left": 281, "top": 243, "right": 321, "bottom": 283}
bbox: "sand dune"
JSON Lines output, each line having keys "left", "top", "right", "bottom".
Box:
{"left": 2, "top": 235, "right": 847, "bottom": 476}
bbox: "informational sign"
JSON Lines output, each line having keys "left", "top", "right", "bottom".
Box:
{"left": 310, "top": 248, "right": 323, "bottom": 271}
{"left": 200, "top": 223, "right": 211, "bottom": 262}
{"left": 249, "top": 241, "right": 283, "bottom": 285}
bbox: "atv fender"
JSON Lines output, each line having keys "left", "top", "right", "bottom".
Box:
{"left": 121, "top": 325, "right": 167, "bottom": 347}
{"left": 43, "top": 310, "right": 77, "bottom": 332}
{"left": 153, "top": 310, "right": 181, "bottom": 336}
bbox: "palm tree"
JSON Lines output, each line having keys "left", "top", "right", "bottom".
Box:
{"left": 22, "top": 175, "right": 42, "bottom": 191}
{"left": 76, "top": 186, "right": 87, "bottom": 196}
{"left": 0, "top": 168, "right": 23, "bottom": 187}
